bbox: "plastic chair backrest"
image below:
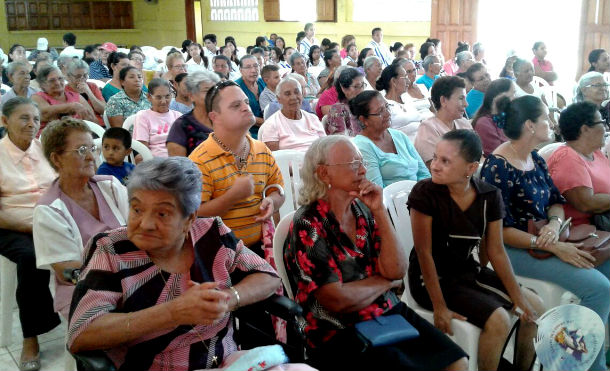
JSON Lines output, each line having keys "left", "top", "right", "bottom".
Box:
{"left": 84, "top": 119, "right": 106, "bottom": 139}
{"left": 102, "top": 110, "right": 111, "bottom": 129}
{"left": 272, "top": 150, "right": 305, "bottom": 219}
{"left": 538, "top": 142, "right": 564, "bottom": 162}
{"left": 382, "top": 180, "right": 417, "bottom": 255}
{"left": 87, "top": 79, "right": 106, "bottom": 89}
{"left": 130, "top": 140, "right": 153, "bottom": 163}
{"left": 273, "top": 211, "right": 296, "bottom": 299}
{"left": 93, "top": 138, "right": 103, "bottom": 168}
{"left": 122, "top": 115, "right": 137, "bottom": 133}
{"left": 532, "top": 76, "right": 550, "bottom": 88}
{"left": 1, "top": 83, "right": 11, "bottom": 93}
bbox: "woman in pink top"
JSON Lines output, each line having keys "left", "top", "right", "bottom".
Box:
{"left": 532, "top": 41, "right": 557, "bottom": 86}
{"left": 414, "top": 76, "right": 472, "bottom": 166}
{"left": 548, "top": 102, "right": 610, "bottom": 230}
{"left": 472, "top": 79, "right": 515, "bottom": 156}
{"left": 259, "top": 76, "right": 326, "bottom": 151}
{"left": 31, "top": 65, "right": 96, "bottom": 134}
{"left": 133, "top": 78, "right": 182, "bottom": 157}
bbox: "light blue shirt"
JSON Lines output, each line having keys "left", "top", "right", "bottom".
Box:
{"left": 466, "top": 89, "right": 484, "bottom": 118}
{"left": 416, "top": 74, "right": 439, "bottom": 90}
{"left": 353, "top": 128, "right": 430, "bottom": 188}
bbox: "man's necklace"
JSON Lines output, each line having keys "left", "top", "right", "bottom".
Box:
{"left": 212, "top": 133, "right": 249, "bottom": 171}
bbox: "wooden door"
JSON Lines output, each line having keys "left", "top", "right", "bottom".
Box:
{"left": 430, "top": 0, "right": 478, "bottom": 60}
{"left": 578, "top": 0, "right": 610, "bottom": 77}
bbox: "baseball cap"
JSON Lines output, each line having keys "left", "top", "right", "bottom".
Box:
{"left": 100, "top": 42, "right": 118, "bottom": 52}
{"left": 37, "top": 37, "right": 49, "bottom": 51}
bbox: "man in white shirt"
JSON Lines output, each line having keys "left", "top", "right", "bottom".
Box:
{"left": 204, "top": 34, "right": 220, "bottom": 60}
{"left": 59, "top": 32, "right": 82, "bottom": 58}
{"left": 298, "top": 23, "right": 319, "bottom": 56}
{"left": 367, "top": 27, "right": 393, "bottom": 68}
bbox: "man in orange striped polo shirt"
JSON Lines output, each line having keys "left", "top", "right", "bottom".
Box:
{"left": 189, "top": 80, "right": 284, "bottom": 253}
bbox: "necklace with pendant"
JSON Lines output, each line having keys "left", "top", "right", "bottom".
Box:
{"left": 157, "top": 268, "right": 219, "bottom": 367}
{"left": 212, "top": 133, "right": 249, "bottom": 172}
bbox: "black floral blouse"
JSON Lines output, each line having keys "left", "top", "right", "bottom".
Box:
{"left": 284, "top": 199, "right": 400, "bottom": 349}
{"left": 480, "top": 151, "right": 565, "bottom": 232}
{"left": 166, "top": 110, "right": 212, "bottom": 156}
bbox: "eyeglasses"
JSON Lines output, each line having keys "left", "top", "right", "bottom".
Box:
{"left": 66, "top": 144, "right": 99, "bottom": 157}
{"left": 404, "top": 68, "right": 416, "bottom": 74}
{"left": 46, "top": 77, "right": 65, "bottom": 84}
{"left": 586, "top": 83, "right": 610, "bottom": 88}
{"left": 172, "top": 64, "right": 188, "bottom": 70}
{"left": 69, "top": 73, "right": 88, "bottom": 80}
{"left": 241, "top": 64, "right": 260, "bottom": 70}
{"left": 205, "top": 80, "right": 239, "bottom": 113}
{"left": 325, "top": 159, "right": 367, "bottom": 172}
{"left": 587, "top": 120, "right": 607, "bottom": 128}
{"left": 368, "top": 103, "right": 391, "bottom": 117}
{"left": 350, "top": 82, "right": 365, "bottom": 89}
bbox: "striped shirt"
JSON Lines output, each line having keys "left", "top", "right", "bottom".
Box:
{"left": 367, "top": 40, "right": 393, "bottom": 68}
{"left": 188, "top": 135, "right": 283, "bottom": 246}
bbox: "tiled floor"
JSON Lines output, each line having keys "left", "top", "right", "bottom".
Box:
{"left": 0, "top": 308, "right": 69, "bottom": 371}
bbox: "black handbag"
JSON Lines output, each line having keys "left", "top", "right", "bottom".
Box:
{"left": 497, "top": 319, "right": 539, "bottom": 371}
{"left": 592, "top": 211, "right": 610, "bottom": 232}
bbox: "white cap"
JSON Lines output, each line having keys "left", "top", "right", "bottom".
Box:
{"left": 37, "top": 37, "right": 49, "bottom": 51}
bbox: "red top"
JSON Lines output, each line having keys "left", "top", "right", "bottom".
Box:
{"left": 35, "top": 89, "right": 82, "bottom": 133}
{"left": 315, "top": 86, "right": 338, "bottom": 119}
{"left": 65, "top": 82, "right": 105, "bottom": 126}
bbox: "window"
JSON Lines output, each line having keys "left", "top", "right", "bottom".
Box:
{"left": 352, "top": 0, "right": 431, "bottom": 22}
{"left": 279, "top": 0, "right": 316, "bottom": 22}
{"left": 264, "top": 0, "right": 334, "bottom": 21}
{"left": 209, "top": 0, "right": 259, "bottom": 21}
{"left": 4, "top": 0, "right": 133, "bottom": 31}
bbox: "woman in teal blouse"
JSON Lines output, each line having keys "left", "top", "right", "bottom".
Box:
{"left": 351, "top": 90, "right": 430, "bottom": 187}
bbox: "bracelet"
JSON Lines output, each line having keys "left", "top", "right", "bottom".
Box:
{"left": 229, "top": 286, "right": 240, "bottom": 310}
{"left": 548, "top": 215, "right": 562, "bottom": 225}
{"left": 126, "top": 312, "right": 131, "bottom": 339}
{"left": 530, "top": 235, "right": 537, "bottom": 249}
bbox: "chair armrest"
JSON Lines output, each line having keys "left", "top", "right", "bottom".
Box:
{"left": 236, "top": 294, "right": 303, "bottom": 321}
{"left": 72, "top": 350, "right": 116, "bottom": 371}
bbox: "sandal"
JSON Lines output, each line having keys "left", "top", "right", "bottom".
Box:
{"left": 19, "top": 355, "right": 40, "bottom": 371}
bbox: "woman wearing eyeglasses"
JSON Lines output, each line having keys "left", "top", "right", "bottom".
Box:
{"left": 376, "top": 64, "right": 428, "bottom": 138}
{"left": 64, "top": 59, "right": 106, "bottom": 126}
{"left": 33, "top": 116, "right": 129, "bottom": 320}
{"left": 351, "top": 91, "right": 429, "bottom": 188}
{"left": 31, "top": 65, "right": 96, "bottom": 134}
{"left": 284, "top": 135, "right": 468, "bottom": 371}
{"left": 547, "top": 103, "right": 610, "bottom": 233}
{"left": 574, "top": 72, "right": 610, "bottom": 127}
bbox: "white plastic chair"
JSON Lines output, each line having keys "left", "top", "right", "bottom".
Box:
{"left": 273, "top": 211, "right": 297, "bottom": 300}
{"left": 102, "top": 111, "right": 111, "bottom": 130}
{"left": 383, "top": 180, "right": 481, "bottom": 371}
{"left": 122, "top": 114, "right": 137, "bottom": 133}
{"left": 538, "top": 142, "right": 564, "bottom": 162}
{"left": 0, "top": 255, "right": 17, "bottom": 347}
{"left": 93, "top": 138, "right": 103, "bottom": 168}
{"left": 1, "top": 83, "right": 11, "bottom": 93}
{"left": 84, "top": 119, "right": 106, "bottom": 139}
{"left": 86, "top": 79, "right": 106, "bottom": 89}
{"left": 130, "top": 140, "right": 153, "bottom": 163}
{"left": 272, "top": 150, "right": 305, "bottom": 219}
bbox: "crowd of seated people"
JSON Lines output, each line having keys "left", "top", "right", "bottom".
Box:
{"left": 1, "top": 26, "right": 610, "bottom": 371}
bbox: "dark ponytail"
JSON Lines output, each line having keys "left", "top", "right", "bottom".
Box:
{"left": 495, "top": 95, "right": 545, "bottom": 140}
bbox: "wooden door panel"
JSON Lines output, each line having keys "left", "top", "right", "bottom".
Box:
{"left": 431, "top": 0, "right": 478, "bottom": 61}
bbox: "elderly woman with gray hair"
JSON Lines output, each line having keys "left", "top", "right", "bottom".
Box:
{"left": 416, "top": 55, "right": 441, "bottom": 91}
{"left": 259, "top": 76, "right": 326, "bottom": 151}
{"left": 64, "top": 59, "right": 106, "bottom": 126}
{"left": 167, "top": 70, "right": 220, "bottom": 156}
{"left": 574, "top": 71, "right": 610, "bottom": 127}
{"left": 31, "top": 65, "right": 95, "bottom": 133}
{"left": 67, "top": 157, "right": 284, "bottom": 370}
{"left": 362, "top": 55, "right": 382, "bottom": 91}
{"left": 290, "top": 52, "right": 320, "bottom": 99}
{"left": 33, "top": 117, "right": 128, "bottom": 319}
{"left": 0, "top": 61, "right": 37, "bottom": 109}
{"left": 284, "top": 135, "right": 468, "bottom": 371}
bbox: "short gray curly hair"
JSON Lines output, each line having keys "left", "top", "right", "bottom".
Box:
{"left": 298, "top": 136, "right": 355, "bottom": 206}
{"left": 127, "top": 157, "right": 202, "bottom": 217}
{"left": 184, "top": 70, "right": 220, "bottom": 96}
